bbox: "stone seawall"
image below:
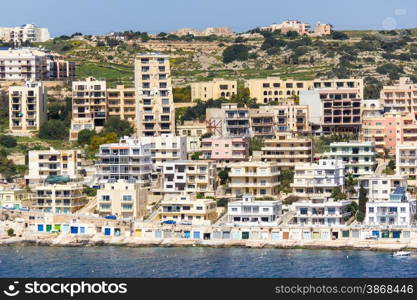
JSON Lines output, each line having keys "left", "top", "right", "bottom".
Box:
{"left": 2, "top": 235, "right": 417, "bottom": 252}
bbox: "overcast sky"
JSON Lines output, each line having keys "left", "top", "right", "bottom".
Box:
{"left": 1, "top": 0, "right": 417, "bottom": 36}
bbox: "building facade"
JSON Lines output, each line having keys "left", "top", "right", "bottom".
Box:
{"left": 190, "top": 79, "right": 237, "bottom": 101}
{"left": 95, "top": 137, "right": 153, "bottom": 184}
{"left": 161, "top": 160, "right": 217, "bottom": 195}
{"left": 135, "top": 52, "right": 175, "bottom": 136}
{"left": 261, "top": 133, "right": 313, "bottom": 169}
{"left": 227, "top": 195, "right": 282, "bottom": 226}
{"left": 107, "top": 85, "right": 136, "bottom": 126}
{"left": 324, "top": 141, "right": 376, "bottom": 176}
{"left": 358, "top": 175, "right": 408, "bottom": 201}
{"left": 0, "top": 188, "right": 29, "bottom": 209}
{"left": 31, "top": 183, "right": 87, "bottom": 214}
{"left": 25, "top": 149, "right": 85, "bottom": 185}
{"left": 381, "top": 77, "right": 417, "bottom": 115}
{"left": 0, "top": 24, "right": 50, "bottom": 44}
{"left": 293, "top": 199, "right": 351, "bottom": 226}
{"left": 0, "top": 48, "right": 47, "bottom": 81}
{"left": 229, "top": 161, "right": 280, "bottom": 197}
{"left": 70, "top": 77, "right": 107, "bottom": 140}
{"left": 396, "top": 142, "right": 417, "bottom": 180}
{"left": 9, "top": 81, "right": 47, "bottom": 135}
{"left": 201, "top": 136, "right": 250, "bottom": 166}
{"left": 153, "top": 193, "right": 218, "bottom": 225}
{"left": 292, "top": 159, "right": 345, "bottom": 198}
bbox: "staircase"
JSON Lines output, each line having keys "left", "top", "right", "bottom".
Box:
{"left": 77, "top": 197, "right": 97, "bottom": 214}
{"left": 279, "top": 211, "right": 296, "bottom": 225}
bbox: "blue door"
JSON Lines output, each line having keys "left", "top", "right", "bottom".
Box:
{"left": 104, "top": 228, "right": 111, "bottom": 236}
{"left": 193, "top": 231, "right": 200, "bottom": 239}
{"left": 393, "top": 231, "right": 401, "bottom": 239}
{"left": 70, "top": 226, "right": 78, "bottom": 234}
{"left": 184, "top": 231, "right": 190, "bottom": 239}
{"left": 372, "top": 231, "right": 380, "bottom": 238}
{"left": 37, "top": 224, "right": 44, "bottom": 232}
{"left": 80, "top": 227, "right": 85, "bottom": 234}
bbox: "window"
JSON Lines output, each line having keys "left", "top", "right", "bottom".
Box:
{"left": 122, "top": 195, "right": 132, "bottom": 201}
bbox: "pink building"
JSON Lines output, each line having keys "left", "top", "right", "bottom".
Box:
{"left": 361, "top": 112, "right": 417, "bottom": 155}
{"left": 201, "top": 137, "right": 249, "bottom": 166}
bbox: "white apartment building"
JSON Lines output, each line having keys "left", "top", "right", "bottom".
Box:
{"left": 135, "top": 52, "right": 175, "bottom": 136}
{"left": 153, "top": 193, "right": 218, "bottom": 225}
{"left": 227, "top": 195, "right": 282, "bottom": 226}
{"left": 229, "top": 161, "right": 280, "bottom": 197}
{"left": 70, "top": 77, "right": 107, "bottom": 140}
{"left": 293, "top": 198, "right": 351, "bottom": 226}
{"left": 190, "top": 78, "right": 237, "bottom": 101}
{"left": 366, "top": 187, "right": 416, "bottom": 226}
{"left": 0, "top": 24, "right": 50, "bottom": 44}
{"left": 25, "top": 149, "right": 85, "bottom": 185}
{"left": 140, "top": 134, "right": 187, "bottom": 170}
{"left": 324, "top": 141, "right": 376, "bottom": 176}
{"left": 97, "top": 180, "right": 149, "bottom": 219}
{"left": 0, "top": 48, "right": 47, "bottom": 81}
{"left": 95, "top": 137, "right": 153, "bottom": 184}
{"left": 292, "top": 159, "right": 345, "bottom": 198}
{"left": 396, "top": 142, "right": 417, "bottom": 180}
{"left": 9, "top": 81, "right": 47, "bottom": 135}
{"left": 358, "top": 175, "right": 408, "bottom": 201}
{"left": 31, "top": 183, "right": 87, "bottom": 214}
{"left": 161, "top": 160, "right": 217, "bottom": 195}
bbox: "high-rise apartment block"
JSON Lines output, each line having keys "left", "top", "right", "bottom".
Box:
{"left": 135, "top": 53, "right": 175, "bottom": 136}
{"left": 70, "top": 77, "right": 107, "bottom": 140}
{"left": 9, "top": 81, "right": 47, "bottom": 135}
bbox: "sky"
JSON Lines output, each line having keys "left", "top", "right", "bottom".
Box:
{"left": 1, "top": 0, "right": 417, "bottom": 36}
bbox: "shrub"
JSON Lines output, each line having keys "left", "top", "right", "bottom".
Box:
{"left": 0, "top": 135, "right": 17, "bottom": 148}
{"left": 222, "top": 44, "right": 250, "bottom": 63}
{"left": 77, "top": 129, "right": 96, "bottom": 146}
{"left": 7, "top": 228, "right": 14, "bottom": 237}
{"left": 39, "top": 120, "right": 68, "bottom": 140}
{"left": 102, "top": 116, "right": 134, "bottom": 138}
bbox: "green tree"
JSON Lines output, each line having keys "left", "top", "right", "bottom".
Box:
{"left": 83, "top": 185, "right": 97, "bottom": 197}
{"left": 249, "top": 137, "right": 264, "bottom": 155}
{"left": 39, "top": 120, "right": 68, "bottom": 140}
{"left": 102, "top": 116, "right": 134, "bottom": 138}
{"left": 222, "top": 44, "right": 250, "bottom": 63}
{"left": 191, "top": 152, "right": 202, "bottom": 160}
{"left": 0, "top": 157, "right": 18, "bottom": 182}
{"left": 330, "top": 31, "right": 349, "bottom": 40}
{"left": 218, "top": 169, "right": 230, "bottom": 185}
{"left": 0, "top": 135, "right": 17, "bottom": 148}
{"left": 278, "top": 170, "right": 294, "bottom": 193}
{"left": 86, "top": 133, "right": 118, "bottom": 158}
{"left": 357, "top": 185, "right": 368, "bottom": 222}
{"left": 331, "top": 187, "right": 347, "bottom": 200}
{"left": 77, "top": 129, "right": 97, "bottom": 146}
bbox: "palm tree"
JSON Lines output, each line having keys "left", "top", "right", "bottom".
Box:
{"left": 345, "top": 173, "right": 357, "bottom": 196}
{"left": 383, "top": 147, "right": 390, "bottom": 161}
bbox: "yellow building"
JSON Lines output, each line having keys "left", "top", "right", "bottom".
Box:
{"left": 190, "top": 78, "right": 237, "bottom": 101}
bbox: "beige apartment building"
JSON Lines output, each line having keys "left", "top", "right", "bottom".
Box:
{"left": 176, "top": 121, "right": 207, "bottom": 153}
{"left": 172, "top": 27, "right": 234, "bottom": 37}
{"left": 153, "top": 193, "right": 218, "bottom": 225}
{"left": 261, "top": 133, "right": 313, "bottom": 169}
{"left": 381, "top": 77, "right": 417, "bottom": 115}
{"left": 31, "top": 183, "right": 87, "bottom": 214}
{"left": 107, "top": 85, "right": 136, "bottom": 126}
{"left": 97, "top": 180, "right": 149, "bottom": 219}
{"left": 9, "top": 81, "right": 47, "bottom": 135}
{"left": 396, "top": 143, "right": 417, "bottom": 181}
{"left": 190, "top": 78, "right": 237, "bottom": 101}
{"left": 0, "top": 187, "right": 29, "bottom": 209}
{"left": 135, "top": 52, "right": 175, "bottom": 136}
{"left": 249, "top": 105, "right": 309, "bottom": 139}
{"left": 246, "top": 78, "right": 363, "bottom": 104}
{"left": 229, "top": 161, "right": 280, "bottom": 198}
{"left": 25, "top": 148, "right": 86, "bottom": 185}
{"left": 70, "top": 77, "right": 107, "bottom": 140}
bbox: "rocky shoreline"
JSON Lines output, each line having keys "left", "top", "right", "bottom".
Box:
{"left": 1, "top": 235, "right": 417, "bottom": 252}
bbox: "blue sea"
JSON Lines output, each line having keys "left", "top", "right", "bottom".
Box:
{"left": 0, "top": 246, "right": 416, "bottom": 278}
